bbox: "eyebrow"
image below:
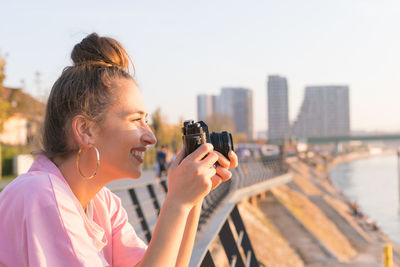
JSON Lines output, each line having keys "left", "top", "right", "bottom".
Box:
{"left": 125, "top": 111, "right": 148, "bottom": 117}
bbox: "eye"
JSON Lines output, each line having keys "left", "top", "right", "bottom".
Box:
{"left": 131, "top": 116, "right": 149, "bottom": 124}
{"left": 129, "top": 113, "right": 149, "bottom": 125}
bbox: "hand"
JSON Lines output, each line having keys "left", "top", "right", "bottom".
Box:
{"left": 210, "top": 150, "right": 239, "bottom": 190}
{"left": 166, "top": 144, "right": 219, "bottom": 208}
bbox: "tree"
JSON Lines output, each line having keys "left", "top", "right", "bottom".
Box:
{"left": 0, "top": 56, "right": 9, "bottom": 130}
{"left": 0, "top": 54, "right": 10, "bottom": 180}
{"left": 150, "top": 107, "right": 167, "bottom": 147}
{"left": 145, "top": 108, "right": 184, "bottom": 168}
{"left": 205, "top": 113, "right": 252, "bottom": 143}
{"left": 205, "top": 113, "right": 235, "bottom": 133}
{"left": 150, "top": 107, "right": 182, "bottom": 150}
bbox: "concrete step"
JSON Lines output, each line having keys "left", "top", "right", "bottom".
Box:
{"left": 309, "top": 195, "right": 371, "bottom": 252}
{"left": 259, "top": 192, "right": 337, "bottom": 265}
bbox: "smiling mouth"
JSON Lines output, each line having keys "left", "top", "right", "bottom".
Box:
{"left": 131, "top": 149, "right": 145, "bottom": 163}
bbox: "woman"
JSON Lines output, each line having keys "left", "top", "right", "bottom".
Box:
{"left": 0, "top": 33, "right": 237, "bottom": 267}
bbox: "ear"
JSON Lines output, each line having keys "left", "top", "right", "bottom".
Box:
{"left": 71, "top": 115, "right": 96, "bottom": 147}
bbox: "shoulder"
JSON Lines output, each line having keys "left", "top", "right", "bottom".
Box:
{"left": 0, "top": 171, "right": 57, "bottom": 211}
{"left": 93, "top": 187, "right": 134, "bottom": 229}
{"left": 6, "top": 170, "right": 53, "bottom": 189}
{"left": 95, "top": 186, "right": 123, "bottom": 212}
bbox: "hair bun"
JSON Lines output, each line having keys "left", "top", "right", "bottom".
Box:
{"left": 71, "top": 33, "right": 132, "bottom": 72}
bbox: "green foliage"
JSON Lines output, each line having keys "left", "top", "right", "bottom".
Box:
{"left": 0, "top": 56, "right": 5, "bottom": 86}
{"left": 1, "top": 144, "right": 30, "bottom": 176}
{"left": 143, "top": 148, "right": 156, "bottom": 170}
{"left": 145, "top": 107, "right": 183, "bottom": 167}
{"left": 1, "top": 175, "right": 16, "bottom": 181}
{"left": 7, "top": 88, "right": 45, "bottom": 118}
{"left": 0, "top": 55, "right": 10, "bottom": 132}
{"left": 150, "top": 107, "right": 164, "bottom": 146}
{"left": 0, "top": 101, "right": 9, "bottom": 132}
{"left": 150, "top": 107, "right": 182, "bottom": 150}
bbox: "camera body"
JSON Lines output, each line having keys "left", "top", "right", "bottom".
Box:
{"left": 182, "top": 120, "right": 234, "bottom": 159}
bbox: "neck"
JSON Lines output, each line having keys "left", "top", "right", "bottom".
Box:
{"left": 53, "top": 154, "right": 107, "bottom": 209}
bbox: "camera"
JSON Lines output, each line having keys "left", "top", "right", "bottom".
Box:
{"left": 182, "top": 120, "right": 234, "bottom": 159}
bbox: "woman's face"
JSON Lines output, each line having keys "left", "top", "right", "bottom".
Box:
{"left": 93, "top": 78, "right": 157, "bottom": 180}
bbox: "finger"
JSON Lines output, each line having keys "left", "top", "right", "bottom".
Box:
{"left": 169, "top": 147, "right": 186, "bottom": 169}
{"left": 216, "top": 165, "right": 232, "bottom": 182}
{"left": 185, "top": 143, "right": 214, "bottom": 162}
{"left": 203, "top": 167, "right": 217, "bottom": 190}
{"left": 213, "top": 151, "right": 230, "bottom": 168}
{"left": 228, "top": 151, "right": 239, "bottom": 168}
{"left": 210, "top": 175, "right": 222, "bottom": 190}
{"left": 200, "top": 151, "right": 219, "bottom": 167}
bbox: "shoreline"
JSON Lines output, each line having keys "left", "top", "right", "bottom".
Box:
{"left": 207, "top": 151, "right": 400, "bottom": 266}
{"left": 328, "top": 149, "right": 396, "bottom": 171}
{"left": 327, "top": 150, "right": 400, "bottom": 244}
{"left": 299, "top": 150, "right": 400, "bottom": 265}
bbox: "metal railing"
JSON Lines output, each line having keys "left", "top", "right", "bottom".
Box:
{"left": 200, "top": 178, "right": 232, "bottom": 228}
{"left": 232, "top": 156, "right": 289, "bottom": 190}
{"left": 111, "top": 156, "right": 290, "bottom": 266}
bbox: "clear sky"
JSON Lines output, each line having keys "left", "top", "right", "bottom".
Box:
{"left": 1, "top": 0, "right": 400, "bottom": 133}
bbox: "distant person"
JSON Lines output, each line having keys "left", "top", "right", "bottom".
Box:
{"left": 156, "top": 145, "right": 168, "bottom": 178}
{"left": 351, "top": 201, "right": 364, "bottom": 219}
{"left": 237, "top": 147, "right": 251, "bottom": 160}
{"left": 0, "top": 33, "right": 238, "bottom": 267}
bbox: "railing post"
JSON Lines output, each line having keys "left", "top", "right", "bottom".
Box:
{"left": 200, "top": 251, "right": 216, "bottom": 267}
{"left": 230, "top": 205, "right": 259, "bottom": 267}
{"left": 216, "top": 204, "right": 260, "bottom": 267}
{"left": 160, "top": 179, "right": 168, "bottom": 193}
{"left": 146, "top": 184, "right": 161, "bottom": 216}
{"left": 219, "top": 219, "right": 246, "bottom": 267}
{"left": 128, "top": 188, "right": 152, "bottom": 243}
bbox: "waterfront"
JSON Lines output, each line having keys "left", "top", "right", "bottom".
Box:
{"left": 330, "top": 153, "right": 400, "bottom": 246}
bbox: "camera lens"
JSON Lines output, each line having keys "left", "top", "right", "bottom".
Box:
{"left": 210, "top": 131, "right": 234, "bottom": 159}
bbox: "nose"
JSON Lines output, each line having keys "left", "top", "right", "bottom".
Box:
{"left": 141, "top": 127, "right": 157, "bottom": 146}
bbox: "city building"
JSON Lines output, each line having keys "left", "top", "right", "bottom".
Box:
{"left": 197, "top": 88, "right": 254, "bottom": 140}
{"left": 293, "top": 85, "right": 350, "bottom": 138}
{"left": 219, "top": 87, "right": 254, "bottom": 140}
{"left": 267, "top": 75, "right": 290, "bottom": 141}
{"left": 256, "top": 130, "right": 268, "bottom": 140}
{"left": 197, "top": 94, "right": 218, "bottom": 121}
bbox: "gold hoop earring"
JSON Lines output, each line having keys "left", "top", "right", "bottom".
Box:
{"left": 76, "top": 145, "right": 100, "bottom": 179}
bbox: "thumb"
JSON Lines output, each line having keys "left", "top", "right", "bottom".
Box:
{"left": 169, "top": 147, "right": 186, "bottom": 169}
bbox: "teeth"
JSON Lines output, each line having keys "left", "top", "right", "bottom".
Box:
{"left": 131, "top": 150, "right": 144, "bottom": 159}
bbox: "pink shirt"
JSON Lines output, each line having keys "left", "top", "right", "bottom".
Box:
{"left": 0, "top": 155, "right": 147, "bottom": 266}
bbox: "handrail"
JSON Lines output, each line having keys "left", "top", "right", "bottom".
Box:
{"left": 110, "top": 156, "right": 291, "bottom": 266}
{"left": 189, "top": 172, "right": 292, "bottom": 267}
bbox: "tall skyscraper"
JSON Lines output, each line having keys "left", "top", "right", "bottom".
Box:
{"left": 197, "top": 94, "right": 218, "bottom": 121}
{"left": 219, "top": 88, "right": 254, "bottom": 140}
{"left": 267, "top": 75, "right": 290, "bottom": 141}
{"left": 293, "top": 86, "right": 350, "bottom": 138}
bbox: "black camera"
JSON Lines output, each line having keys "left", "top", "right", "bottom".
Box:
{"left": 182, "top": 120, "right": 234, "bottom": 159}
